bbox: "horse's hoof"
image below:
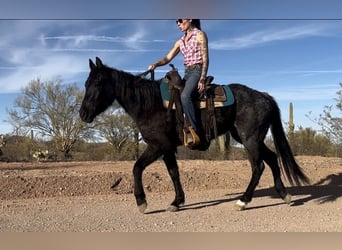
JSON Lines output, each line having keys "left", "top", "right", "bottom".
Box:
{"left": 138, "top": 202, "right": 147, "bottom": 214}
{"left": 283, "top": 194, "right": 292, "bottom": 204}
{"left": 234, "top": 200, "right": 247, "bottom": 211}
{"left": 166, "top": 205, "right": 179, "bottom": 212}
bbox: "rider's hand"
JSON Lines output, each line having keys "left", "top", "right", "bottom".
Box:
{"left": 148, "top": 64, "right": 156, "bottom": 71}
{"left": 198, "top": 82, "right": 205, "bottom": 93}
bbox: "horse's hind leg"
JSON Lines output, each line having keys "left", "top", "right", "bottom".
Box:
{"left": 261, "top": 144, "right": 291, "bottom": 204}
{"left": 163, "top": 150, "right": 185, "bottom": 212}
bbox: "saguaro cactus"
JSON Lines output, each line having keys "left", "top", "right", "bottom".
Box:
{"left": 289, "top": 102, "right": 294, "bottom": 144}
{"left": 0, "top": 135, "right": 6, "bottom": 156}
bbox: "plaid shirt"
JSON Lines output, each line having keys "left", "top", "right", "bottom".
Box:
{"left": 180, "top": 28, "right": 203, "bottom": 66}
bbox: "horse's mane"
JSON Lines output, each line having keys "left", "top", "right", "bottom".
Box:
{"left": 104, "top": 64, "right": 164, "bottom": 115}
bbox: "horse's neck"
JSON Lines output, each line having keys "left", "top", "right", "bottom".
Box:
{"left": 111, "top": 69, "right": 138, "bottom": 115}
{"left": 110, "top": 69, "right": 162, "bottom": 120}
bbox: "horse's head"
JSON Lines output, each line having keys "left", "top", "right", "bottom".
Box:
{"left": 79, "top": 57, "right": 116, "bottom": 123}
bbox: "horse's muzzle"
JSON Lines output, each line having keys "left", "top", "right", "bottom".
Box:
{"left": 79, "top": 109, "right": 94, "bottom": 123}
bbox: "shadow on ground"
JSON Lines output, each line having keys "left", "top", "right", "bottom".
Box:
{"left": 146, "top": 173, "right": 342, "bottom": 214}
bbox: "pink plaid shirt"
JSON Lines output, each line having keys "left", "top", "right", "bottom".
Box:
{"left": 180, "top": 28, "right": 203, "bottom": 66}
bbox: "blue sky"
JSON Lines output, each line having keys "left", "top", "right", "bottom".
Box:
{"left": 0, "top": 18, "right": 341, "bottom": 134}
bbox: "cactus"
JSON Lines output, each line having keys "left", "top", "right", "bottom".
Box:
{"left": 0, "top": 135, "right": 6, "bottom": 156}
{"left": 289, "top": 102, "right": 294, "bottom": 144}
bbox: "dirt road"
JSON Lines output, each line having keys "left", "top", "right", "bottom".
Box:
{"left": 0, "top": 156, "right": 341, "bottom": 232}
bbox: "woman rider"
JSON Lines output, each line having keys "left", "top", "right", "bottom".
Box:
{"left": 148, "top": 19, "right": 209, "bottom": 149}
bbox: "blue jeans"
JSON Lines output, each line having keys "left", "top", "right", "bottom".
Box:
{"left": 181, "top": 65, "right": 201, "bottom": 132}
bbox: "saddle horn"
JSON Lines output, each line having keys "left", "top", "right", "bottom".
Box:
{"left": 169, "top": 64, "right": 177, "bottom": 71}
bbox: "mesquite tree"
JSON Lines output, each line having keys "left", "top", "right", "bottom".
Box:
{"left": 7, "top": 78, "right": 92, "bottom": 159}
{"left": 308, "top": 83, "right": 341, "bottom": 156}
{"left": 94, "top": 106, "right": 142, "bottom": 159}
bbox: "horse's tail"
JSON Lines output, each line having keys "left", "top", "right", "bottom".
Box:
{"left": 270, "top": 98, "right": 310, "bottom": 186}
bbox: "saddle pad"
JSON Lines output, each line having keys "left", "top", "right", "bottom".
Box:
{"left": 159, "top": 81, "right": 235, "bottom": 109}
{"left": 160, "top": 80, "right": 172, "bottom": 101}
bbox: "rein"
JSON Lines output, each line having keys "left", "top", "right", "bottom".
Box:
{"left": 137, "top": 69, "right": 155, "bottom": 80}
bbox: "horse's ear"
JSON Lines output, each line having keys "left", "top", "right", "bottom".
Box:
{"left": 89, "top": 59, "right": 96, "bottom": 70}
{"left": 95, "top": 57, "right": 103, "bottom": 68}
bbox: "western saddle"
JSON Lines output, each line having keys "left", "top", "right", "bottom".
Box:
{"left": 164, "top": 64, "right": 218, "bottom": 150}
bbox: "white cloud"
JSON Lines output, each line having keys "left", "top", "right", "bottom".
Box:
{"left": 267, "top": 84, "right": 339, "bottom": 101}
{"left": 39, "top": 22, "right": 164, "bottom": 50}
{"left": 0, "top": 20, "right": 158, "bottom": 93}
{"left": 210, "top": 23, "right": 332, "bottom": 50}
{"left": 42, "top": 35, "right": 125, "bottom": 45}
{"left": 0, "top": 54, "right": 89, "bottom": 93}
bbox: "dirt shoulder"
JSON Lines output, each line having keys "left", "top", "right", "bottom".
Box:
{"left": 0, "top": 156, "right": 341, "bottom": 232}
{"left": 0, "top": 156, "right": 340, "bottom": 200}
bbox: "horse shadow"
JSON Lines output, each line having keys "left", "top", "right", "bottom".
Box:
{"left": 145, "top": 173, "right": 342, "bottom": 214}
{"left": 283, "top": 173, "right": 342, "bottom": 206}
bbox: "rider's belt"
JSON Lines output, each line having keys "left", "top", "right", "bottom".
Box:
{"left": 184, "top": 63, "right": 202, "bottom": 70}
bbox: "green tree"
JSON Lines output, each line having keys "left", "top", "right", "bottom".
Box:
{"left": 7, "top": 78, "right": 92, "bottom": 159}
{"left": 293, "top": 127, "right": 333, "bottom": 156}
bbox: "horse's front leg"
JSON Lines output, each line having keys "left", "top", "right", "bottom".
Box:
{"left": 163, "top": 150, "right": 185, "bottom": 212}
{"left": 133, "top": 145, "right": 162, "bottom": 213}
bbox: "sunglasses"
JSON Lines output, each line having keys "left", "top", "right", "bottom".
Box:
{"left": 176, "top": 19, "right": 184, "bottom": 24}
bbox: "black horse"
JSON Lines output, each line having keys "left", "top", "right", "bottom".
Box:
{"left": 79, "top": 57, "right": 309, "bottom": 213}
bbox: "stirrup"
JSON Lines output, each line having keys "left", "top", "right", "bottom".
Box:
{"left": 183, "top": 126, "right": 200, "bottom": 147}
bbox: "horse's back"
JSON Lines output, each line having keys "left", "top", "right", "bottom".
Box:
{"left": 229, "top": 83, "right": 276, "bottom": 106}
{"left": 227, "top": 83, "right": 279, "bottom": 125}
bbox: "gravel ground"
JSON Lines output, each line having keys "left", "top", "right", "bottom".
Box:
{"left": 0, "top": 156, "right": 341, "bottom": 232}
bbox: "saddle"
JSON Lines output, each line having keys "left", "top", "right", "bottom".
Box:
{"left": 164, "top": 64, "right": 227, "bottom": 149}
{"left": 165, "top": 65, "right": 227, "bottom": 103}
